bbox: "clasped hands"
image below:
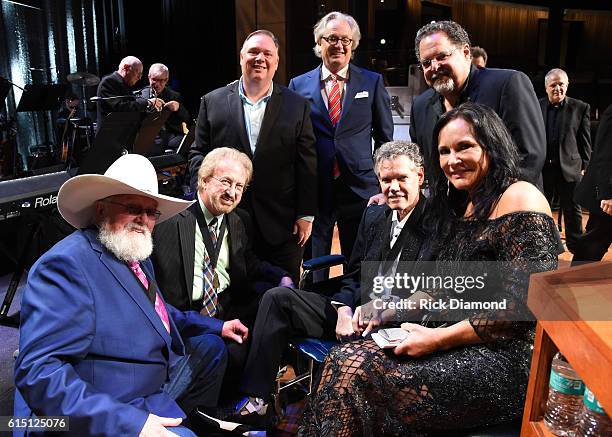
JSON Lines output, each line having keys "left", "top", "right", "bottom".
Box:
{"left": 147, "top": 98, "right": 180, "bottom": 112}
{"left": 335, "top": 303, "right": 443, "bottom": 357}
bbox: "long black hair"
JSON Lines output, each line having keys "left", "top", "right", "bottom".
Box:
{"left": 425, "top": 102, "right": 520, "bottom": 243}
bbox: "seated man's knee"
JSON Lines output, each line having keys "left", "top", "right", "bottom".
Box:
{"left": 187, "top": 333, "right": 228, "bottom": 367}
{"left": 261, "top": 286, "right": 294, "bottom": 307}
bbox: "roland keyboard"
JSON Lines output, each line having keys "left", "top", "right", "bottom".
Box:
{"left": 0, "top": 170, "right": 71, "bottom": 221}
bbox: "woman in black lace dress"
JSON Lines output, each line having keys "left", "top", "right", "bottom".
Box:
{"left": 298, "top": 103, "right": 560, "bottom": 436}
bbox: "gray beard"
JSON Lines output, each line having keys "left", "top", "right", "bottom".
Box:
{"left": 98, "top": 220, "right": 153, "bottom": 262}
{"left": 432, "top": 75, "right": 455, "bottom": 95}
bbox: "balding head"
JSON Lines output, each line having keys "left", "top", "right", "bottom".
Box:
{"left": 117, "top": 56, "right": 143, "bottom": 87}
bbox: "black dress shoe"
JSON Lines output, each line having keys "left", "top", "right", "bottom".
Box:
{"left": 194, "top": 408, "right": 268, "bottom": 435}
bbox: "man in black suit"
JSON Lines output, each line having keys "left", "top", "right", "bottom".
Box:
{"left": 225, "top": 141, "right": 429, "bottom": 425}
{"left": 540, "top": 68, "right": 592, "bottom": 253}
{"left": 188, "top": 30, "right": 317, "bottom": 282}
{"left": 96, "top": 56, "right": 164, "bottom": 131}
{"left": 572, "top": 104, "right": 612, "bottom": 263}
{"left": 409, "top": 21, "right": 545, "bottom": 187}
{"left": 139, "top": 63, "right": 191, "bottom": 153}
{"left": 152, "top": 147, "right": 293, "bottom": 407}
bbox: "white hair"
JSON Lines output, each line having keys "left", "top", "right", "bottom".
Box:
{"left": 544, "top": 68, "right": 568, "bottom": 86}
{"left": 149, "top": 63, "right": 169, "bottom": 77}
{"left": 98, "top": 220, "right": 153, "bottom": 262}
{"left": 313, "top": 11, "right": 361, "bottom": 57}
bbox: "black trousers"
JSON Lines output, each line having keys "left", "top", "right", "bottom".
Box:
{"left": 572, "top": 213, "right": 612, "bottom": 263}
{"left": 239, "top": 286, "right": 338, "bottom": 399}
{"left": 543, "top": 164, "right": 583, "bottom": 251}
{"left": 308, "top": 180, "right": 368, "bottom": 281}
{"left": 252, "top": 232, "right": 304, "bottom": 284}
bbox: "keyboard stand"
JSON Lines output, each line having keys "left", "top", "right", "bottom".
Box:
{"left": 0, "top": 219, "right": 40, "bottom": 327}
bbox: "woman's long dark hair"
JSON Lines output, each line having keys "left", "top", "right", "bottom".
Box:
{"left": 425, "top": 102, "right": 520, "bottom": 246}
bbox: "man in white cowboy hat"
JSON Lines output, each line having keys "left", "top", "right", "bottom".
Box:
{"left": 13, "top": 154, "right": 248, "bottom": 437}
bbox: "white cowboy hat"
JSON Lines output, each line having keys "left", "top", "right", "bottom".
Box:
{"left": 58, "top": 153, "right": 194, "bottom": 229}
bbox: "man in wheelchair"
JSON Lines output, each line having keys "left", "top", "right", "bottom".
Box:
{"left": 225, "top": 141, "right": 431, "bottom": 427}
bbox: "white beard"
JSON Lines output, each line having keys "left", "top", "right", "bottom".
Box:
{"left": 98, "top": 220, "right": 153, "bottom": 262}
{"left": 432, "top": 74, "right": 455, "bottom": 95}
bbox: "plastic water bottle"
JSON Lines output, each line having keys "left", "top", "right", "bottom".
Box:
{"left": 544, "top": 354, "right": 585, "bottom": 436}
{"left": 576, "top": 386, "right": 612, "bottom": 436}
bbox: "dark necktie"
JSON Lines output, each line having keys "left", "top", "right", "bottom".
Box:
{"left": 201, "top": 218, "right": 219, "bottom": 317}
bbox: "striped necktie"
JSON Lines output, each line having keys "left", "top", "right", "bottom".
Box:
{"left": 201, "top": 218, "right": 219, "bottom": 317}
{"left": 328, "top": 74, "right": 342, "bottom": 126}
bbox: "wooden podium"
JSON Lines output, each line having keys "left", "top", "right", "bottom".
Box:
{"left": 521, "top": 261, "right": 612, "bottom": 436}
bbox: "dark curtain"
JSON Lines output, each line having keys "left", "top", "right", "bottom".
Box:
{"left": 122, "top": 0, "right": 237, "bottom": 117}
{"left": 1, "top": 0, "right": 236, "bottom": 172}
{"left": 0, "top": 0, "right": 106, "bottom": 172}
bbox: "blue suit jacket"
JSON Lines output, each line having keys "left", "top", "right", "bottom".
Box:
{"left": 289, "top": 64, "right": 393, "bottom": 212}
{"left": 14, "top": 228, "right": 223, "bottom": 436}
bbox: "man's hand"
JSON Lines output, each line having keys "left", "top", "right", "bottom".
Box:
{"left": 148, "top": 98, "right": 164, "bottom": 112}
{"left": 139, "top": 414, "right": 182, "bottom": 436}
{"left": 279, "top": 276, "right": 294, "bottom": 288}
{"left": 367, "top": 193, "right": 386, "bottom": 206}
{"left": 221, "top": 319, "right": 249, "bottom": 344}
{"left": 164, "top": 100, "right": 180, "bottom": 112}
{"left": 335, "top": 306, "right": 357, "bottom": 342}
{"left": 352, "top": 303, "right": 383, "bottom": 337}
{"left": 601, "top": 199, "right": 612, "bottom": 216}
{"left": 393, "top": 323, "right": 443, "bottom": 357}
{"left": 292, "top": 218, "right": 312, "bottom": 247}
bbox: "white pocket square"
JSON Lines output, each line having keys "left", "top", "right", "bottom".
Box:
{"left": 355, "top": 91, "right": 369, "bottom": 99}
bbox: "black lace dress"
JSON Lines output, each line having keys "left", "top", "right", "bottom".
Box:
{"left": 298, "top": 212, "right": 559, "bottom": 437}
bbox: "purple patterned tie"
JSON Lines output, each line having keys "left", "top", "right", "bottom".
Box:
{"left": 201, "top": 218, "right": 218, "bottom": 317}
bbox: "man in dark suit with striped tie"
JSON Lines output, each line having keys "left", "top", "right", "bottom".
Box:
{"left": 151, "top": 147, "right": 293, "bottom": 398}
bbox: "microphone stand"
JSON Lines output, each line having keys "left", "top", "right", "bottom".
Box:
{"left": 0, "top": 76, "right": 24, "bottom": 177}
{"left": 90, "top": 95, "right": 137, "bottom": 102}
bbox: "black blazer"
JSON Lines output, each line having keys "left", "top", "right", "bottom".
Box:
{"left": 410, "top": 66, "right": 545, "bottom": 187}
{"left": 188, "top": 81, "right": 317, "bottom": 246}
{"left": 331, "top": 196, "right": 428, "bottom": 309}
{"left": 575, "top": 104, "right": 612, "bottom": 217}
{"left": 539, "top": 96, "right": 592, "bottom": 182}
{"left": 96, "top": 72, "right": 148, "bottom": 129}
{"left": 151, "top": 204, "right": 288, "bottom": 316}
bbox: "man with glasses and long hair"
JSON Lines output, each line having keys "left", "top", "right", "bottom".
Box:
{"left": 409, "top": 21, "right": 545, "bottom": 189}
{"left": 151, "top": 148, "right": 293, "bottom": 410}
{"left": 289, "top": 11, "right": 393, "bottom": 280}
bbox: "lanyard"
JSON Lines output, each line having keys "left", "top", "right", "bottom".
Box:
{"left": 193, "top": 205, "right": 227, "bottom": 269}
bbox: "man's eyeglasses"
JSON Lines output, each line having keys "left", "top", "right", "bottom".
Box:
{"left": 101, "top": 200, "right": 161, "bottom": 221}
{"left": 418, "top": 49, "right": 457, "bottom": 70}
{"left": 210, "top": 176, "right": 246, "bottom": 193}
{"left": 321, "top": 35, "right": 353, "bottom": 47}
